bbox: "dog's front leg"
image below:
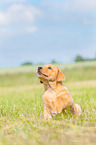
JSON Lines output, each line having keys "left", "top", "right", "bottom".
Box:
{"left": 51, "top": 101, "right": 62, "bottom": 114}
{"left": 43, "top": 105, "right": 52, "bottom": 120}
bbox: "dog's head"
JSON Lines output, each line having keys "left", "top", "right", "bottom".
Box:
{"left": 36, "top": 64, "right": 65, "bottom": 83}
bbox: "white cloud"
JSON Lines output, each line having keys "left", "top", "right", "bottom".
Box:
{"left": 41, "top": 0, "right": 96, "bottom": 25}
{"left": 0, "top": 4, "right": 42, "bottom": 26}
{"left": 26, "top": 26, "right": 37, "bottom": 33}
{"left": 41, "top": 0, "right": 96, "bottom": 12}
{"left": 63, "top": 0, "right": 96, "bottom": 13}
{"left": 0, "top": 13, "right": 7, "bottom": 25}
{"left": 0, "top": 4, "right": 42, "bottom": 37}
{"left": 63, "top": 0, "right": 96, "bottom": 24}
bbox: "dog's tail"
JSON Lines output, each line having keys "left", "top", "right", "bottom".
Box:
{"left": 71, "top": 103, "right": 81, "bottom": 117}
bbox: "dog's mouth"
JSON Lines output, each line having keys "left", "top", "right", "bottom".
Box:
{"left": 37, "top": 71, "right": 48, "bottom": 78}
{"left": 37, "top": 71, "right": 48, "bottom": 83}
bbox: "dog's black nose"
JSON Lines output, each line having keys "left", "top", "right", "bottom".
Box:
{"left": 38, "top": 67, "right": 42, "bottom": 72}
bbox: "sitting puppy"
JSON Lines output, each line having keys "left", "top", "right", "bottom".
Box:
{"left": 36, "top": 64, "right": 81, "bottom": 119}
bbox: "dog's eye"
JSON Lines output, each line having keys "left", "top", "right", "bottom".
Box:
{"left": 48, "top": 67, "right": 52, "bottom": 69}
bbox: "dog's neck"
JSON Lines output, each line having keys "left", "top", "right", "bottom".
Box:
{"left": 43, "top": 81, "right": 63, "bottom": 92}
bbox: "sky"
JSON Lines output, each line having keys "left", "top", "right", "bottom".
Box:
{"left": 0, "top": 0, "right": 96, "bottom": 67}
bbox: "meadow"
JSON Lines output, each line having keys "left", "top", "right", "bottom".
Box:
{"left": 0, "top": 61, "right": 96, "bottom": 145}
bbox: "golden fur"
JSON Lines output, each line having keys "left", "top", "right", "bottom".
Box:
{"left": 36, "top": 64, "right": 81, "bottom": 119}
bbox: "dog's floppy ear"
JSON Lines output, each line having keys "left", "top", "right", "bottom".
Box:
{"left": 56, "top": 68, "right": 65, "bottom": 82}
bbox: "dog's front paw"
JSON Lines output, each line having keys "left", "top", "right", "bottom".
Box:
{"left": 51, "top": 111, "right": 57, "bottom": 114}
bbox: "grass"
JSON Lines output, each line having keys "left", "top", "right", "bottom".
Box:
{"left": 0, "top": 61, "right": 96, "bottom": 145}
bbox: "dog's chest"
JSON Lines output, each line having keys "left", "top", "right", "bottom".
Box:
{"left": 43, "top": 89, "right": 56, "bottom": 103}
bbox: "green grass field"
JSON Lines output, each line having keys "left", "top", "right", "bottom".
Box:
{"left": 0, "top": 61, "right": 96, "bottom": 145}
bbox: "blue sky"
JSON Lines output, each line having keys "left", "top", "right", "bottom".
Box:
{"left": 0, "top": 0, "right": 96, "bottom": 67}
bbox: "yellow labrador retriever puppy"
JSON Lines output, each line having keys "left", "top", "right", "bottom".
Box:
{"left": 36, "top": 64, "right": 81, "bottom": 119}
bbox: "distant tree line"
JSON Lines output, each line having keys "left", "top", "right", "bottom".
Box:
{"left": 21, "top": 56, "right": 96, "bottom": 66}
{"left": 75, "top": 55, "right": 96, "bottom": 62}
{"left": 21, "top": 62, "right": 33, "bottom": 66}
{"left": 21, "top": 60, "right": 59, "bottom": 66}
